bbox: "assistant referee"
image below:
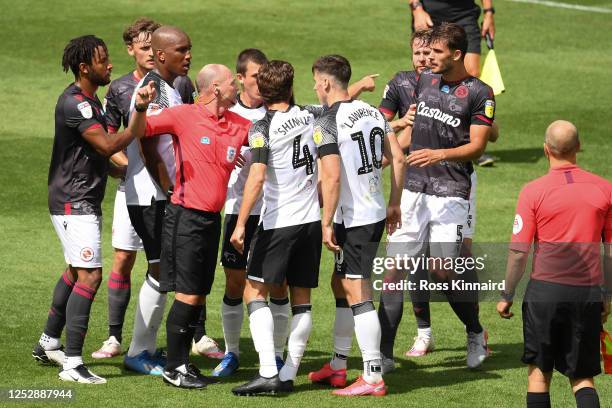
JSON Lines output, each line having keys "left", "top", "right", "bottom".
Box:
{"left": 497, "top": 120, "right": 612, "bottom": 408}
{"left": 134, "top": 63, "right": 251, "bottom": 389}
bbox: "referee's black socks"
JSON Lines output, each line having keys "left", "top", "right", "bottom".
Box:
{"left": 166, "top": 300, "right": 202, "bottom": 372}
{"left": 575, "top": 387, "right": 600, "bottom": 408}
{"left": 526, "top": 392, "right": 551, "bottom": 408}
{"left": 193, "top": 304, "right": 207, "bottom": 343}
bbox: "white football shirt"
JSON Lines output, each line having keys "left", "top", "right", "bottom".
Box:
{"left": 316, "top": 99, "right": 391, "bottom": 228}
{"left": 125, "top": 71, "right": 182, "bottom": 206}
{"left": 225, "top": 98, "right": 267, "bottom": 215}
{"left": 248, "top": 105, "right": 324, "bottom": 229}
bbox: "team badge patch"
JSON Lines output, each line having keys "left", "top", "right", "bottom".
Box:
{"left": 313, "top": 127, "right": 323, "bottom": 145}
{"left": 251, "top": 133, "right": 265, "bottom": 148}
{"left": 455, "top": 85, "right": 468, "bottom": 98}
{"left": 513, "top": 214, "right": 523, "bottom": 235}
{"left": 441, "top": 85, "right": 450, "bottom": 94}
{"left": 226, "top": 146, "right": 237, "bottom": 163}
{"left": 485, "top": 100, "right": 495, "bottom": 118}
{"left": 77, "top": 101, "right": 93, "bottom": 119}
{"left": 200, "top": 137, "right": 210, "bottom": 145}
{"left": 80, "top": 247, "right": 94, "bottom": 262}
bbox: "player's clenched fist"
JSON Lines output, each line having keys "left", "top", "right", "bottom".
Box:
{"left": 230, "top": 224, "right": 246, "bottom": 254}
{"left": 134, "top": 80, "right": 157, "bottom": 111}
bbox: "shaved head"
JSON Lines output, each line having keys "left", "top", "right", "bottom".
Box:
{"left": 151, "top": 26, "right": 189, "bottom": 50}
{"left": 196, "top": 64, "right": 232, "bottom": 93}
{"left": 545, "top": 120, "right": 580, "bottom": 158}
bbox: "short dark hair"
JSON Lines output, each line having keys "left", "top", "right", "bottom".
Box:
{"left": 411, "top": 28, "right": 432, "bottom": 47}
{"left": 62, "top": 35, "right": 108, "bottom": 77}
{"left": 236, "top": 48, "right": 268, "bottom": 75}
{"left": 122, "top": 17, "right": 161, "bottom": 45}
{"left": 312, "top": 54, "right": 351, "bottom": 87}
{"left": 257, "top": 60, "right": 294, "bottom": 105}
{"left": 430, "top": 22, "right": 468, "bottom": 59}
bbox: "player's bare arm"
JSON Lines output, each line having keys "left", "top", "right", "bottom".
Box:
{"left": 319, "top": 154, "right": 341, "bottom": 252}
{"left": 489, "top": 122, "right": 500, "bottom": 143}
{"left": 230, "top": 162, "right": 266, "bottom": 254}
{"left": 389, "top": 104, "right": 416, "bottom": 132}
{"left": 496, "top": 248, "right": 530, "bottom": 319}
{"left": 141, "top": 139, "right": 173, "bottom": 193}
{"left": 108, "top": 151, "right": 128, "bottom": 179}
{"left": 407, "top": 124, "right": 489, "bottom": 167}
{"left": 383, "top": 131, "right": 405, "bottom": 235}
{"left": 82, "top": 81, "right": 156, "bottom": 157}
{"left": 347, "top": 74, "right": 379, "bottom": 99}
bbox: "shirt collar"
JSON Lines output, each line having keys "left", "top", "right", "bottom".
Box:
{"left": 549, "top": 163, "right": 579, "bottom": 172}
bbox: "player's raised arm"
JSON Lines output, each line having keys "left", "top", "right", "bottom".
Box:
{"left": 82, "top": 81, "right": 156, "bottom": 156}
{"left": 347, "top": 74, "right": 379, "bottom": 99}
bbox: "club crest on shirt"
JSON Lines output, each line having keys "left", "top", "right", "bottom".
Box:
{"left": 485, "top": 100, "right": 495, "bottom": 118}
{"left": 77, "top": 101, "right": 93, "bottom": 119}
{"left": 455, "top": 85, "right": 468, "bottom": 98}
{"left": 226, "top": 146, "right": 237, "bottom": 163}
{"left": 513, "top": 214, "right": 523, "bottom": 235}
{"left": 200, "top": 137, "right": 211, "bottom": 145}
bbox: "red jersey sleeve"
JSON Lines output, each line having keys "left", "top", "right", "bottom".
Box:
{"left": 509, "top": 186, "right": 536, "bottom": 252}
{"left": 604, "top": 191, "right": 612, "bottom": 243}
{"left": 144, "top": 107, "right": 176, "bottom": 138}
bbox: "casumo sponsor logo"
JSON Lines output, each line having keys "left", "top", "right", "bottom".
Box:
{"left": 416, "top": 101, "right": 461, "bottom": 127}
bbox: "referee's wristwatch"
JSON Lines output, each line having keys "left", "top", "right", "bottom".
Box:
{"left": 483, "top": 7, "right": 495, "bottom": 14}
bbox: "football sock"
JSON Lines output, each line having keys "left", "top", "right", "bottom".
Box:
{"left": 107, "top": 271, "right": 131, "bottom": 344}
{"left": 575, "top": 388, "right": 600, "bottom": 408}
{"left": 352, "top": 301, "right": 382, "bottom": 384}
{"left": 447, "top": 260, "right": 482, "bottom": 333}
{"left": 247, "top": 300, "right": 277, "bottom": 378}
{"left": 417, "top": 327, "right": 432, "bottom": 339}
{"left": 165, "top": 300, "right": 202, "bottom": 372}
{"left": 63, "top": 355, "right": 84, "bottom": 371}
{"left": 279, "top": 304, "right": 312, "bottom": 382}
{"left": 378, "top": 292, "right": 403, "bottom": 360}
{"left": 270, "top": 297, "right": 290, "bottom": 358}
{"left": 193, "top": 304, "right": 207, "bottom": 343}
{"left": 43, "top": 268, "right": 74, "bottom": 339}
{"left": 39, "top": 333, "right": 61, "bottom": 351}
{"left": 526, "top": 392, "right": 551, "bottom": 408}
{"left": 412, "top": 302, "right": 432, "bottom": 329}
{"left": 128, "top": 273, "right": 167, "bottom": 357}
{"left": 65, "top": 282, "right": 97, "bottom": 357}
{"left": 222, "top": 295, "right": 243, "bottom": 355}
{"left": 331, "top": 298, "right": 353, "bottom": 370}
{"left": 409, "top": 264, "right": 431, "bottom": 329}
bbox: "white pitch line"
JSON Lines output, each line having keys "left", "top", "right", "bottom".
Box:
{"left": 506, "top": 0, "right": 612, "bottom": 13}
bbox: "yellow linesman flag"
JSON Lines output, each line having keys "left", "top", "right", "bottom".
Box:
{"left": 480, "top": 34, "right": 505, "bottom": 95}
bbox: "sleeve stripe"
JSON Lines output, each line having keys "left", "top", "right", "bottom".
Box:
{"left": 84, "top": 123, "right": 102, "bottom": 132}
{"left": 107, "top": 125, "right": 118, "bottom": 134}
{"left": 378, "top": 106, "right": 395, "bottom": 116}
{"left": 474, "top": 115, "right": 493, "bottom": 125}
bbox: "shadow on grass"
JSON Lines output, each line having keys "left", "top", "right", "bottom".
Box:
{"left": 486, "top": 148, "right": 543, "bottom": 164}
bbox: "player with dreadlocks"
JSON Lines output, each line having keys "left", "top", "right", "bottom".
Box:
{"left": 33, "top": 35, "right": 156, "bottom": 384}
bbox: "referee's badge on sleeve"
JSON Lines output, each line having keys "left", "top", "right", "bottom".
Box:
{"left": 513, "top": 214, "right": 523, "bottom": 235}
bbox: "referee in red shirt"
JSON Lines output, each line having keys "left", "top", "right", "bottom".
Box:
{"left": 497, "top": 120, "right": 612, "bottom": 408}
{"left": 134, "top": 63, "right": 251, "bottom": 389}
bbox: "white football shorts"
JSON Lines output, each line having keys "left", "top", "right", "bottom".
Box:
{"left": 112, "top": 189, "right": 143, "bottom": 251}
{"left": 51, "top": 214, "right": 103, "bottom": 268}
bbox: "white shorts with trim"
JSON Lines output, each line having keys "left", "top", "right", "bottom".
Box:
{"left": 464, "top": 172, "right": 477, "bottom": 239}
{"left": 112, "top": 189, "right": 144, "bottom": 251}
{"left": 387, "top": 190, "right": 468, "bottom": 259}
{"left": 51, "top": 214, "right": 103, "bottom": 268}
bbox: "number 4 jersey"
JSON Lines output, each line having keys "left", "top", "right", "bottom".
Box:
{"left": 248, "top": 105, "right": 323, "bottom": 230}
{"left": 315, "top": 100, "right": 391, "bottom": 228}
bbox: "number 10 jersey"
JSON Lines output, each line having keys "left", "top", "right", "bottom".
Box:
{"left": 248, "top": 105, "right": 323, "bottom": 230}
{"left": 316, "top": 100, "right": 391, "bottom": 228}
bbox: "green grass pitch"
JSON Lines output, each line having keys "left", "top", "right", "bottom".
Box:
{"left": 0, "top": 0, "right": 611, "bottom": 406}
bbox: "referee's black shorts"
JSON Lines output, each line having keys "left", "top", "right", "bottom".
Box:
{"left": 414, "top": 7, "right": 482, "bottom": 54}
{"left": 521, "top": 279, "right": 603, "bottom": 379}
{"left": 159, "top": 203, "right": 221, "bottom": 295}
{"left": 220, "top": 213, "right": 260, "bottom": 269}
{"left": 247, "top": 221, "right": 322, "bottom": 288}
{"left": 127, "top": 199, "right": 166, "bottom": 263}
{"left": 333, "top": 219, "right": 385, "bottom": 279}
